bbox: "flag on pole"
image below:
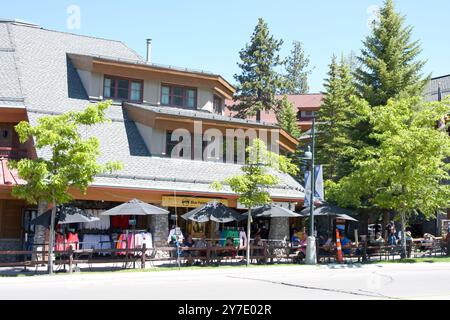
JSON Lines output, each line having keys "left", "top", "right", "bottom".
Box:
{"left": 304, "top": 165, "right": 324, "bottom": 207}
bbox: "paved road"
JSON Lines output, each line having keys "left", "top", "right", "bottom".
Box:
{"left": 1, "top": 263, "right": 450, "bottom": 300}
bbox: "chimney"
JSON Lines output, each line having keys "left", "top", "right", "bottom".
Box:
{"left": 146, "top": 38, "right": 152, "bottom": 64}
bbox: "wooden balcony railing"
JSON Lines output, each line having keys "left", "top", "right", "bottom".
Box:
{"left": 0, "top": 147, "right": 28, "bottom": 159}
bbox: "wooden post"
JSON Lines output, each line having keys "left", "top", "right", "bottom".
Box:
{"left": 362, "top": 240, "right": 368, "bottom": 262}
{"left": 206, "top": 243, "right": 211, "bottom": 266}
{"left": 141, "top": 244, "right": 146, "bottom": 269}
{"left": 263, "top": 242, "right": 268, "bottom": 264}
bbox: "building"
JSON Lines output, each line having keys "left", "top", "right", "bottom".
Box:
{"left": 0, "top": 20, "right": 304, "bottom": 256}
{"left": 225, "top": 94, "right": 324, "bottom": 132}
{"left": 424, "top": 74, "right": 450, "bottom": 102}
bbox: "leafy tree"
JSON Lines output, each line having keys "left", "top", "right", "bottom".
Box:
{"left": 281, "top": 41, "right": 311, "bottom": 94}
{"left": 316, "top": 56, "right": 360, "bottom": 181}
{"left": 212, "top": 139, "right": 298, "bottom": 265}
{"left": 277, "top": 95, "right": 301, "bottom": 139}
{"left": 233, "top": 18, "right": 285, "bottom": 121}
{"left": 355, "top": 0, "right": 427, "bottom": 107}
{"left": 9, "top": 101, "right": 122, "bottom": 274}
{"left": 327, "top": 96, "right": 450, "bottom": 257}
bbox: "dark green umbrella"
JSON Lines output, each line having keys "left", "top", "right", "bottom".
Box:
{"left": 182, "top": 201, "right": 244, "bottom": 223}
{"left": 300, "top": 205, "right": 358, "bottom": 221}
{"left": 30, "top": 205, "right": 99, "bottom": 227}
{"left": 243, "top": 204, "right": 301, "bottom": 218}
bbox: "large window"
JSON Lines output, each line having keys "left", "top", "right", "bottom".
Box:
{"left": 161, "top": 84, "right": 197, "bottom": 109}
{"left": 103, "top": 76, "right": 143, "bottom": 102}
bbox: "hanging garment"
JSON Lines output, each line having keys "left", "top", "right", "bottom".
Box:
{"left": 239, "top": 231, "right": 248, "bottom": 249}
{"left": 111, "top": 216, "right": 129, "bottom": 229}
{"left": 55, "top": 233, "right": 65, "bottom": 252}
{"left": 66, "top": 232, "right": 79, "bottom": 250}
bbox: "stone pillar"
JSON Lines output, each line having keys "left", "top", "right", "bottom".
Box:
{"left": 150, "top": 214, "right": 168, "bottom": 247}
{"left": 32, "top": 201, "right": 48, "bottom": 263}
{"left": 269, "top": 217, "right": 289, "bottom": 243}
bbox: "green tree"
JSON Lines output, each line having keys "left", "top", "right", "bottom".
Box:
{"left": 212, "top": 139, "right": 298, "bottom": 265}
{"left": 281, "top": 41, "right": 311, "bottom": 94}
{"left": 327, "top": 96, "right": 450, "bottom": 257}
{"left": 233, "top": 18, "right": 285, "bottom": 121}
{"left": 277, "top": 95, "right": 301, "bottom": 139}
{"left": 316, "top": 56, "right": 360, "bottom": 181}
{"left": 9, "top": 101, "right": 122, "bottom": 274}
{"left": 355, "top": 0, "right": 427, "bottom": 107}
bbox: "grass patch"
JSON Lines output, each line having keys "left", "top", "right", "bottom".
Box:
{"left": 370, "top": 256, "right": 450, "bottom": 264}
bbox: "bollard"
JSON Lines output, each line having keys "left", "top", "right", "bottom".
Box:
{"left": 68, "top": 247, "right": 74, "bottom": 274}
{"left": 141, "top": 244, "right": 146, "bottom": 269}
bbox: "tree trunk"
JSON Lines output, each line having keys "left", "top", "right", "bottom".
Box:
{"left": 247, "top": 208, "right": 252, "bottom": 266}
{"left": 400, "top": 211, "right": 407, "bottom": 259}
{"left": 48, "top": 198, "right": 57, "bottom": 275}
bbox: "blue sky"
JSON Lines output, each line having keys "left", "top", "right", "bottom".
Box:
{"left": 2, "top": 0, "right": 449, "bottom": 92}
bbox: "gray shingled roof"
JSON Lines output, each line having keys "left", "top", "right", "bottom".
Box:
{"left": 424, "top": 75, "right": 450, "bottom": 102}
{"left": 1, "top": 21, "right": 304, "bottom": 200}
{"left": 0, "top": 23, "right": 24, "bottom": 107}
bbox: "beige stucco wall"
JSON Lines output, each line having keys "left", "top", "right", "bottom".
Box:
{"left": 76, "top": 70, "right": 103, "bottom": 99}
{"left": 197, "top": 87, "right": 213, "bottom": 112}
{"left": 135, "top": 122, "right": 165, "bottom": 156}
{"left": 143, "top": 80, "right": 160, "bottom": 105}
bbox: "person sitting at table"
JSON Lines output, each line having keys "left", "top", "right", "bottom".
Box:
{"left": 192, "top": 234, "right": 208, "bottom": 264}
{"left": 294, "top": 233, "right": 308, "bottom": 263}
{"left": 252, "top": 234, "right": 266, "bottom": 264}
{"left": 373, "top": 232, "right": 385, "bottom": 245}
{"left": 223, "top": 237, "right": 237, "bottom": 258}
{"left": 181, "top": 235, "right": 195, "bottom": 265}
{"left": 291, "top": 228, "right": 300, "bottom": 246}
{"left": 339, "top": 232, "right": 352, "bottom": 255}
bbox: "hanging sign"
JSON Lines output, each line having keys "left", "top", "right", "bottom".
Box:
{"left": 162, "top": 196, "right": 229, "bottom": 208}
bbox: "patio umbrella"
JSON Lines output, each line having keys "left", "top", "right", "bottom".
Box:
{"left": 243, "top": 204, "right": 301, "bottom": 218}
{"left": 300, "top": 204, "right": 356, "bottom": 218}
{"left": 335, "top": 214, "right": 358, "bottom": 222}
{"left": 30, "top": 205, "right": 99, "bottom": 227}
{"left": 100, "top": 199, "right": 169, "bottom": 216}
{"left": 181, "top": 201, "right": 244, "bottom": 223}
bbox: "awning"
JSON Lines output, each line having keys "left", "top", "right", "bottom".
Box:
{"left": 0, "top": 158, "right": 26, "bottom": 186}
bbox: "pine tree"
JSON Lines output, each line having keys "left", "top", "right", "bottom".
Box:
{"left": 281, "top": 41, "right": 311, "bottom": 94}
{"left": 277, "top": 95, "right": 301, "bottom": 139}
{"left": 355, "top": 0, "right": 427, "bottom": 107}
{"left": 233, "top": 18, "right": 285, "bottom": 121}
{"left": 316, "top": 56, "right": 359, "bottom": 181}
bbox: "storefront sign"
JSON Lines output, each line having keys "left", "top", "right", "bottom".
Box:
{"left": 162, "top": 196, "right": 229, "bottom": 208}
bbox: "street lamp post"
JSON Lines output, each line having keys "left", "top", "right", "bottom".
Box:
{"left": 305, "top": 116, "right": 317, "bottom": 265}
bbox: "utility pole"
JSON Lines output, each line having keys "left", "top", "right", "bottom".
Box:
{"left": 305, "top": 116, "right": 317, "bottom": 265}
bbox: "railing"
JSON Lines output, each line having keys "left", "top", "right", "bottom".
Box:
{"left": 1, "top": 238, "right": 448, "bottom": 271}
{"left": 0, "top": 147, "right": 27, "bottom": 159}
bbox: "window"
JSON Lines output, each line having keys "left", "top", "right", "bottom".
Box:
{"left": 213, "top": 95, "right": 223, "bottom": 114}
{"left": 103, "top": 76, "right": 143, "bottom": 102}
{"left": 161, "top": 84, "right": 197, "bottom": 109}
{"left": 300, "top": 111, "right": 315, "bottom": 118}
{"left": 0, "top": 124, "right": 12, "bottom": 148}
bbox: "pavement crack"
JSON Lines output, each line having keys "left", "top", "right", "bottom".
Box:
{"left": 226, "top": 275, "right": 400, "bottom": 300}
